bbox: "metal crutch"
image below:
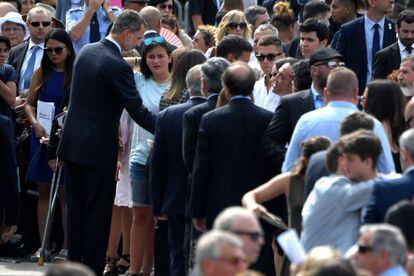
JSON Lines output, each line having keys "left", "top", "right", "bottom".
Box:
{"left": 37, "top": 158, "right": 63, "bottom": 266}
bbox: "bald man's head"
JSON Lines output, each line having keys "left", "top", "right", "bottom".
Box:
{"left": 140, "top": 6, "right": 162, "bottom": 31}
{"left": 222, "top": 62, "right": 256, "bottom": 96}
{"left": 325, "top": 67, "right": 358, "bottom": 102}
{"left": 0, "top": 2, "right": 18, "bottom": 17}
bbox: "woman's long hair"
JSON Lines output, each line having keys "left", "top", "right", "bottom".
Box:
{"left": 291, "top": 136, "right": 331, "bottom": 177}
{"left": 38, "top": 28, "right": 75, "bottom": 93}
{"left": 164, "top": 49, "right": 206, "bottom": 101}
{"left": 365, "top": 80, "right": 405, "bottom": 146}
{"left": 215, "top": 10, "right": 251, "bottom": 45}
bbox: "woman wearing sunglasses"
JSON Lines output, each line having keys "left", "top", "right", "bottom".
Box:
{"left": 129, "top": 36, "right": 173, "bottom": 276}
{"left": 206, "top": 10, "right": 251, "bottom": 58}
{"left": 24, "top": 28, "right": 75, "bottom": 262}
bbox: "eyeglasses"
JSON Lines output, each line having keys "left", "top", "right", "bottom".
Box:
{"left": 357, "top": 243, "right": 374, "bottom": 254}
{"left": 158, "top": 4, "right": 173, "bottom": 10}
{"left": 314, "top": 61, "right": 345, "bottom": 69}
{"left": 227, "top": 22, "right": 247, "bottom": 30}
{"left": 233, "top": 230, "right": 264, "bottom": 241}
{"left": 44, "top": 46, "right": 66, "bottom": 55}
{"left": 29, "top": 21, "right": 51, "bottom": 28}
{"left": 3, "top": 26, "right": 24, "bottom": 33}
{"left": 256, "top": 54, "right": 277, "bottom": 61}
{"left": 143, "top": 36, "right": 165, "bottom": 46}
{"left": 215, "top": 256, "right": 248, "bottom": 265}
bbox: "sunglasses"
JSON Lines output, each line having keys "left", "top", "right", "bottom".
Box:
{"left": 256, "top": 54, "right": 277, "bottom": 61}
{"left": 143, "top": 36, "right": 166, "bottom": 46}
{"left": 314, "top": 61, "right": 345, "bottom": 69}
{"left": 215, "top": 256, "right": 248, "bottom": 265}
{"left": 159, "top": 4, "right": 173, "bottom": 10}
{"left": 233, "top": 230, "right": 264, "bottom": 241}
{"left": 357, "top": 243, "right": 374, "bottom": 254}
{"left": 44, "top": 46, "right": 66, "bottom": 55}
{"left": 29, "top": 21, "right": 51, "bottom": 28}
{"left": 227, "top": 22, "right": 247, "bottom": 30}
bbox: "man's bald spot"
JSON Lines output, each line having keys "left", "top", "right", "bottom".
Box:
{"left": 0, "top": 2, "right": 18, "bottom": 17}
{"left": 140, "top": 6, "right": 161, "bottom": 30}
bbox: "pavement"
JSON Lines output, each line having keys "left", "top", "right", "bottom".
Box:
{"left": 0, "top": 259, "right": 51, "bottom": 276}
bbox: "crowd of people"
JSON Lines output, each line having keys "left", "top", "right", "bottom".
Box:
{"left": 1, "top": 0, "right": 414, "bottom": 275}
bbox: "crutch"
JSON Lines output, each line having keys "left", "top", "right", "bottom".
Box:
{"left": 37, "top": 158, "right": 63, "bottom": 266}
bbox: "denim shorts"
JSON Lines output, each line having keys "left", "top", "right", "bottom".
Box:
{"left": 129, "top": 162, "right": 150, "bottom": 207}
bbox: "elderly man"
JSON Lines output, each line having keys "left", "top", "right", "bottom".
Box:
{"left": 0, "top": 12, "right": 29, "bottom": 47}
{"left": 363, "top": 129, "right": 414, "bottom": 223}
{"left": 192, "top": 230, "right": 248, "bottom": 276}
{"left": 213, "top": 207, "right": 264, "bottom": 265}
{"left": 352, "top": 224, "right": 407, "bottom": 276}
{"left": 245, "top": 6, "right": 270, "bottom": 34}
{"left": 398, "top": 55, "right": 414, "bottom": 96}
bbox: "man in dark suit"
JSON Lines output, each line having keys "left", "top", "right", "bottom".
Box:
{"left": 334, "top": 0, "right": 396, "bottom": 94}
{"left": 373, "top": 10, "right": 414, "bottom": 79}
{"left": 57, "top": 11, "right": 155, "bottom": 275}
{"left": 189, "top": 62, "right": 282, "bottom": 275}
{"left": 182, "top": 57, "right": 230, "bottom": 177}
{"left": 150, "top": 65, "right": 206, "bottom": 276}
{"left": 261, "top": 47, "right": 343, "bottom": 167}
{"left": 0, "top": 115, "right": 19, "bottom": 243}
{"left": 363, "top": 129, "right": 414, "bottom": 224}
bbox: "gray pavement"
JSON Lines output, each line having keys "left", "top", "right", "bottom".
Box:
{"left": 0, "top": 260, "right": 52, "bottom": 276}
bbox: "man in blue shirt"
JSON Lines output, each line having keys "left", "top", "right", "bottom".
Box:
{"left": 282, "top": 67, "right": 395, "bottom": 174}
{"left": 66, "top": 0, "right": 120, "bottom": 53}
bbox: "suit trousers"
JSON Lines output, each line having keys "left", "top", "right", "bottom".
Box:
{"left": 64, "top": 161, "right": 116, "bottom": 275}
{"left": 168, "top": 216, "right": 186, "bottom": 276}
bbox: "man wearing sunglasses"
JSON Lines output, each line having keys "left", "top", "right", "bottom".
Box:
{"left": 351, "top": 224, "right": 407, "bottom": 276}
{"left": 66, "top": 0, "right": 121, "bottom": 53}
{"left": 122, "top": 0, "right": 147, "bottom": 12}
{"left": 57, "top": 11, "right": 155, "bottom": 275}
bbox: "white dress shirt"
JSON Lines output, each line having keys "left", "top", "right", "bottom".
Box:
{"left": 253, "top": 76, "right": 280, "bottom": 112}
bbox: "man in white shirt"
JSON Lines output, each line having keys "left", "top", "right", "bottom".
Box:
{"left": 252, "top": 35, "right": 286, "bottom": 112}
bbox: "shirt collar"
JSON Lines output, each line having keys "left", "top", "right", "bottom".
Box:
{"left": 365, "top": 15, "right": 385, "bottom": 30}
{"left": 326, "top": 101, "right": 358, "bottom": 109}
{"left": 207, "top": 93, "right": 219, "bottom": 100}
{"left": 380, "top": 265, "right": 408, "bottom": 276}
{"left": 28, "top": 40, "right": 44, "bottom": 51}
{"left": 398, "top": 39, "right": 413, "bottom": 53}
{"left": 106, "top": 35, "right": 122, "bottom": 53}
{"left": 311, "top": 84, "right": 322, "bottom": 99}
{"left": 190, "top": 96, "right": 205, "bottom": 100}
{"left": 231, "top": 95, "right": 252, "bottom": 101}
{"left": 404, "top": 165, "right": 414, "bottom": 175}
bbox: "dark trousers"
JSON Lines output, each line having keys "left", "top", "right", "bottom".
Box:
{"left": 64, "top": 161, "right": 116, "bottom": 275}
{"left": 167, "top": 216, "right": 185, "bottom": 276}
{"left": 154, "top": 220, "right": 170, "bottom": 276}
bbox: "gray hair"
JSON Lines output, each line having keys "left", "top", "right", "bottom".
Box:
{"left": 193, "top": 230, "right": 243, "bottom": 275}
{"left": 201, "top": 57, "right": 230, "bottom": 93}
{"left": 399, "top": 128, "right": 414, "bottom": 161}
{"left": 401, "top": 55, "right": 414, "bottom": 71}
{"left": 111, "top": 10, "right": 145, "bottom": 34}
{"left": 360, "top": 224, "right": 406, "bottom": 266}
{"left": 213, "top": 206, "right": 259, "bottom": 231}
{"left": 255, "top": 23, "right": 279, "bottom": 37}
{"left": 27, "top": 6, "right": 51, "bottom": 22}
{"left": 245, "top": 5, "right": 268, "bottom": 25}
{"left": 186, "top": 64, "right": 202, "bottom": 95}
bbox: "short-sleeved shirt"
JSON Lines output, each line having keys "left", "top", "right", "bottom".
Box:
{"left": 65, "top": 4, "right": 121, "bottom": 53}
{"left": 0, "top": 64, "right": 16, "bottom": 118}
{"left": 188, "top": 0, "right": 218, "bottom": 34}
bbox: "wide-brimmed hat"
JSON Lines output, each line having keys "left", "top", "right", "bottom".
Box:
{"left": 0, "top": 12, "right": 30, "bottom": 40}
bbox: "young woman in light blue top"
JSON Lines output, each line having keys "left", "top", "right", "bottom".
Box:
{"left": 129, "top": 36, "right": 172, "bottom": 276}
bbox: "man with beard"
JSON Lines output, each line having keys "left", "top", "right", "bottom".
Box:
{"left": 397, "top": 55, "right": 414, "bottom": 97}
{"left": 373, "top": 10, "right": 414, "bottom": 79}
{"left": 282, "top": 67, "right": 394, "bottom": 173}
{"left": 262, "top": 48, "right": 343, "bottom": 166}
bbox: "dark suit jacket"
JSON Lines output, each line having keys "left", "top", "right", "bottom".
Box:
{"left": 335, "top": 16, "right": 396, "bottom": 94}
{"left": 0, "top": 115, "right": 19, "bottom": 225}
{"left": 372, "top": 42, "right": 401, "bottom": 79}
{"left": 189, "top": 98, "right": 275, "bottom": 227}
{"left": 7, "top": 41, "right": 29, "bottom": 85}
{"left": 261, "top": 89, "right": 314, "bottom": 167}
{"left": 182, "top": 94, "right": 219, "bottom": 174}
{"left": 57, "top": 39, "right": 155, "bottom": 173}
{"left": 150, "top": 97, "right": 206, "bottom": 217}
{"left": 363, "top": 170, "right": 414, "bottom": 223}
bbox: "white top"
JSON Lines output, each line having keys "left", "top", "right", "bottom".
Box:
{"left": 253, "top": 76, "right": 280, "bottom": 112}
{"left": 130, "top": 72, "right": 169, "bottom": 165}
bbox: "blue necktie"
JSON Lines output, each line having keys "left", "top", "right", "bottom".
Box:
{"left": 372, "top": 23, "right": 380, "bottom": 63}
{"left": 22, "top": 45, "right": 40, "bottom": 89}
